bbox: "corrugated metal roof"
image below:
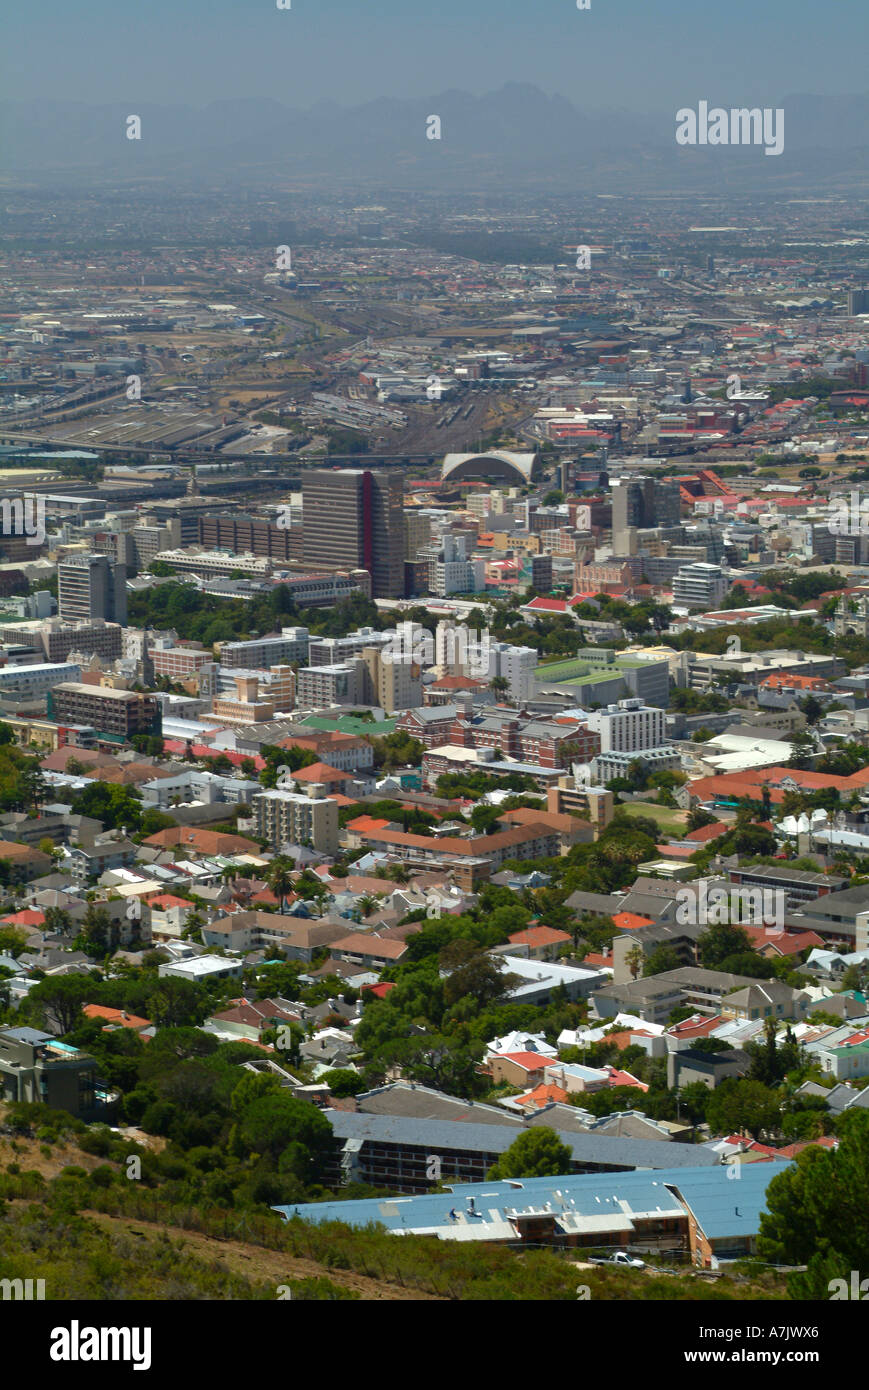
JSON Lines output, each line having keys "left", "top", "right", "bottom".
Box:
{"left": 274, "top": 1162, "right": 781, "bottom": 1241}
{"left": 325, "top": 1110, "right": 721, "bottom": 1168}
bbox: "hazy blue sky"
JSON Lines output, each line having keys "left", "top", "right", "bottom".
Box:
{"left": 3, "top": 0, "right": 866, "bottom": 109}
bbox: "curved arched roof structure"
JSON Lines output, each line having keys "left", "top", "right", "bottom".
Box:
{"left": 441, "top": 450, "right": 542, "bottom": 485}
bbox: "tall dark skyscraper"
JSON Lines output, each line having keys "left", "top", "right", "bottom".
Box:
{"left": 848, "top": 288, "right": 869, "bottom": 316}
{"left": 302, "top": 468, "right": 404, "bottom": 598}
{"left": 612, "top": 477, "right": 681, "bottom": 532}
{"left": 57, "top": 554, "right": 128, "bottom": 626}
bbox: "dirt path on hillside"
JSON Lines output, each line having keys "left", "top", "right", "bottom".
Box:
{"left": 80, "top": 1209, "right": 446, "bottom": 1301}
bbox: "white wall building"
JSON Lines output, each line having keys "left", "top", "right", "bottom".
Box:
{"left": 672, "top": 562, "right": 728, "bottom": 611}
{"left": 489, "top": 641, "right": 539, "bottom": 703}
{"left": 584, "top": 698, "right": 667, "bottom": 754}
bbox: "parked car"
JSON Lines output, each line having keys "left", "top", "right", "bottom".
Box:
{"left": 589, "top": 1251, "right": 646, "bottom": 1269}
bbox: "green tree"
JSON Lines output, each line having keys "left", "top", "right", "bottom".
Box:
{"left": 267, "top": 857, "right": 296, "bottom": 914}
{"left": 625, "top": 943, "right": 644, "bottom": 980}
{"left": 236, "top": 1092, "right": 333, "bottom": 1182}
{"left": 789, "top": 728, "right": 817, "bottom": 770}
{"left": 76, "top": 904, "right": 118, "bottom": 959}
{"left": 705, "top": 1077, "right": 781, "bottom": 1140}
{"left": 319, "top": 1068, "right": 366, "bottom": 1098}
{"left": 440, "top": 941, "right": 516, "bottom": 1009}
{"left": 0, "top": 926, "right": 29, "bottom": 958}
{"left": 758, "top": 1111, "right": 869, "bottom": 1298}
{"left": 643, "top": 944, "right": 682, "bottom": 977}
{"left": 488, "top": 1128, "right": 573, "bottom": 1179}
{"left": 697, "top": 921, "right": 753, "bottom": 968}
{"left": 26, "top": 973, "right": 99, "bottom": 1034}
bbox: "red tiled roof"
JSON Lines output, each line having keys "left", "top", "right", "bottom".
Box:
{"left": 83, "top": 1004, "right": 152, "bottom": 1030}
{"left": 593, "top": 1029, "right": 657, "bottom": 1051}
{"left": 776, "top": 1137, "right": 838, "bottom": 1158}
{"left": 684, "top": 821, "right": 731, "bottom": 844}
{"left": 508, "top": 925, "right": 572, "bottom": 947}
{"left": 519, "top": 1082, "right": 569, "bottom": 1109}
{"left": 743, "top": 925, "right": 824, "bottom": 956}
{"left": 612, "top": 912, "right": 655, "bottom": 931}
{"left": 582, "top": 951, "right": 612, "bottom": 969}
{"left": 0, "top": 909, "right": 45, "bottom": 927}
{"left": 607, "top": 1068, "right": 649, "bottom": 1092}
{"left": 523, "top": 597, "right": 571, "bottom": 613}
{"left": 499, "top": 1051, "right": 550, "bottom": 1071}
{"left": 361, "top": 981, "right": 396, "bottom": 998}
{"left": 688, "top": 763, "right": 869, "bottom": 803}
{"left": 291, "top": 761, "right": 353, "bottom": 783}
{"left": 759, "top": 673, "right": 831, "bottom": 691}
{"left": 667, "top": 1013, "right": 724, "bottom": 1039}
{"left": 345, "top": 815, "right": 392, "bottom": 833}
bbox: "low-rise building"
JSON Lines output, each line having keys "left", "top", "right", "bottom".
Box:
{"left": 46, "top": 683, "right": 161, "bottom": 742}
{"left": 0, "top": 1025, "right": 110, "bottom": 1120}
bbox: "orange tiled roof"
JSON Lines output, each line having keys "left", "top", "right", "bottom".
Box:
{"left": 612, "top": 912, "right": 655, "bottom": 931}
{"left": 508, "top": 924, "right": 572, "bottom": 947}
{"left": 83, "top": 1004, "right": 152, "bottom": 1030}
{"left": 520, "top": 1083, "right": 569, "bottom": 1109}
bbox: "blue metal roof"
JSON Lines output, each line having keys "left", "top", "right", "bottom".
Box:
{"left": 274, "top": 1162, "right": 790, "bottom": 1241}
{"left": 668, "top": 1162, "right": 792, "bottom": 1240}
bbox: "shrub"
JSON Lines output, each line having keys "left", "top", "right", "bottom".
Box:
{"left": 78, "top": 1127, "right": 112, "bottom": 1157}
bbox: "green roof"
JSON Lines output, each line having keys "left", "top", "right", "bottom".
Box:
{"left": 537, "top": 654, "right": 649, "bottom": 683}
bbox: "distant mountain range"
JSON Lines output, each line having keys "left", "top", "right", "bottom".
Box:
{"left": 2, "top": 85, "right": 868, "bottom": 189}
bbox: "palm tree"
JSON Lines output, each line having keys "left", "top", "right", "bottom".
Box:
{"left": 357, "top": 893, "right": 382, "bottom": 919}
{"left": 488, "top": 675, "right": 511, "bottom": 703}
{"left": 307, "top": 881, "right": 330, "bottom": 918}
{"left": 625, "top": 944, "right": 644, "bottom": 980}
{"left": 267, "top": 857, "right": 295, "bottom": 914}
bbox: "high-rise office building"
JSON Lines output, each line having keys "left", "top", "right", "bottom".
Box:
{"left": 58, "top": 555, "right": 127, "bottom": 626}
{"left": 847, "top": 289, "right": 869, "bottom": 316}
{"left": 405, "top": 511, "right": 433, "bottom": 559}
{"left": 613, "top": 477, "right": 681, "bottom": 532}
{"left": 302, "top": 469, "right": 404, "bottom": 598}
{"left": 612, "top": 477, "right": 681, "bottom": 553}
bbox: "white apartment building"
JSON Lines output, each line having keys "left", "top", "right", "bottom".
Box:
{"left": 489, "top": 642, "right": 539, "bottom": 703}
{"left": 308, "top": 629, "right": 390, "bottom": 666}
{"left": 139, "top": 769, "right": 262, "bottom": 809}
{"left": 296, "top": 663, "right": 358, "bottom": 708}
{"left": 253, "top": 788, "right": 339, "bottom": 855}
{"left": 464, "top": 493, "right": 492, "bottom": 520}
{"left": 219, "top": 629, "right": 309, "bottom": 669}
{"left": 672, "top": 562, "right": 728, "bottom": 611}
{"left": 424, "top": 534, "right": 486, "bottom": 597}
{"left": 584, "top": 698, "right": 667, "bottom": 754}
{"left": 153, "top": 548, "right": 274, "bottom": 578}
